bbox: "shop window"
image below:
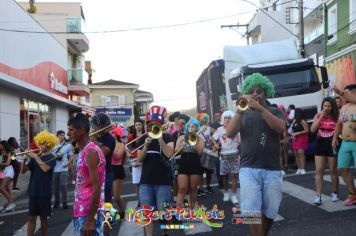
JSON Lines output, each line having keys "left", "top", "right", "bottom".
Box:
{"left": 327, "top": 4, "right": 337, "bottom": 45}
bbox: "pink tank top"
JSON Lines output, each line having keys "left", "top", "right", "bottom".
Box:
{"left": 73, "top": 142, "right": 105, "bottom": 217}
{"left": 111, "top": 143, "right": 125, "bottom": 165}
{"left": 316, "top": 113, "right": 336, "bottom": 138}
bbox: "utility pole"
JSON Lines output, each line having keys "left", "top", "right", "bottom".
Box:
{"left": 221, "top": 24, "right": 250, "bottom": 45}
{"left": 298, "top": 0, "right": 305, "bottom": 57}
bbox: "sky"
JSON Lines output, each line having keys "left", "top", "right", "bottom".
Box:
{"left": 34, "top": 0, "right": 260, "bottom": 112}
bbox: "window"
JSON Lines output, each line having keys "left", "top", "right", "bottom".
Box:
{"left": 273, "top": 0, "right": 281, "bottom": 12}
{"left": 100, "top": 95, "right": 125, "bottom": 107}
{"left": 350, "top": 0, "right": 356, "bottom": 34}
{"left": 327, "top": 4, "right": 337, "bottom": 45}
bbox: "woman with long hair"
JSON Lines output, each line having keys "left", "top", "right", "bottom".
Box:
{"left": 7, "top": 137, "right": 24, "bottom": 191}
{"left": 0, "top": 140, "right": 16, "bottom": 212}
{"left": 311, "top": 97, "right": 340, "bottom": 205}
{"left": 290, "top": 108, "right": 309, "bottom": 174}
{"left": 175, "top": 119, "right": 205, "bottom": 208}
{"left": 111, "top": 126, "right": 126, "bottom": 219}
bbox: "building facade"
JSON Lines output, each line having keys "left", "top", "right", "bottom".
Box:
{"left": 0, "top": 0, "right": 81, "bottom": 148}
{"left": 324, "top": 0, "right": 356, "bottom": 90}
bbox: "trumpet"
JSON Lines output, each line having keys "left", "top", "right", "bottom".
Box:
{"left": 236, "top": 97, "right": 249, "bottom": 111}
{"left": 10, "top": 149, "right": 40, "bottom": 160}
{"left": 90, "top": 123, "right": 117, "bottom": 138}
{"left": 125, "top": 122, "right": 173, "bottom": 154}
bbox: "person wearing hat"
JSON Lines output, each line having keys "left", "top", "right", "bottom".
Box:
{"left": 332, "top": 84, "right": 356, "bottom": 206}
{"left": 226, "top": 73, "right": 286, "bottom": 236}
{"left": 137, "top": 105, "right": 174, "bottom": 236}
{"left": 168, "top": 111, "right": 182, "bottom": 136}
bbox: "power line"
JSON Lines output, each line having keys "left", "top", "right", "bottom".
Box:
{"left": 0, "top": 10, "right": 256, "bottom": 34}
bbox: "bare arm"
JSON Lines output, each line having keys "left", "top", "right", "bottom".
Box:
{"left": 260, "top": 107, "right": 285, "bottom": 133}
{"left": 332, "top": 118, "right": 343, "bottom": 148}
{"left": 26, "top": 152, "right": 51, "bottom": 173}
{"left": 194, "top": 137, "right": 205, "bottom": 155}
{"left": 137, "top": 138, "right": 151, "bottom": 163}
{"left": 226, "top": 112, "right": 243, "bottom": 138}
{"left": 310, "top": 115, "right": 321, "bottom": 133}
{"left": 159, "top": 137, "right": 174, "bottom": 158}
{"left": 298, "top": 120, "right": 309, "bottom": 135}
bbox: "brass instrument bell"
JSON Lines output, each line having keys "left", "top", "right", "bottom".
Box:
{"left": 236, "top": 97, "right": 249, "bottom": 111}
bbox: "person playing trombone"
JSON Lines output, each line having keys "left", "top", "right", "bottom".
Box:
{"left": 21, "top": 130, "right": 58, "bottom": 236}
{"left": 175, "top": 118, "right": 205, "bottom": 209}
{"left": 137, "top": 105, "right": 174, "bottom": 236}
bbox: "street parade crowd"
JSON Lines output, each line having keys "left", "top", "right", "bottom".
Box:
{"left": 1, "top": 73, "right": 356, "bottom": 236}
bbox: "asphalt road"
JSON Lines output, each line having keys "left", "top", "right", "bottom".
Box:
{"left": 1, "top": 160, "right": 356, "bottom": 236}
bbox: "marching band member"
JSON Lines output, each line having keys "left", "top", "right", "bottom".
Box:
{"left": 68, "top": 113, "right": 106, "bottom": 236}
{"left": 0, "top": 140, "right": 16, "bottom": 212}
{"left": 196, "top": 113, "right": 214, "bottom": 195}
{"left": 137, "top": 105, "right": 173, "bottom": 236}
{"left": 21, "top": 130, "right": 58, "bottom": 236}
{"left": 212, "top": 111, "right": 240, "bottom": 204}
{"left": 175, "top": 119, "right": 205, "bottom": 209}
{"left": 7, "top": 137, "right": 23, "bottom": 191}
{"left": 52, "top": 130, "right": 74, "bottom": 209}
{"left": 91, "top": 113, "right": 116, "bottom": 204}
{"left": 226, "top": 73, "right": 285, "bottom": 236}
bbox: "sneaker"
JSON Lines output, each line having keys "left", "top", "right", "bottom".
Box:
{"left": 12, "top": 187, "right": 20, "bottom": 191}
{"left": 313, "top": 195, "right": 322, "bottom": 205}
{"left": 4, "top": 203, "right": 16, "bottom": 212}
{"left": 231, "top": 195, "right": 239, "bottom": 204}
{"left": 343, "top": 194, "right": 356, "bottom": 206}
{"left": 223, "top": 192, "right": 229, "bottom": 202}
{"left": 282, "top": 170, "right": 286, "bottom": 175}
{"left": 331, "top": 193, "right": 339, "bottom": 202}
{"left": 300, "top": 169, "right": 306, "bottom": 175}
{"left": 295, "top": 169, "right": 301, "bottom": 175}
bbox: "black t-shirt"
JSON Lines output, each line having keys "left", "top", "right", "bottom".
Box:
{"left": 240, "top": 106, "right": 285, "bottom": 170}
{"left": 98, "top": 132, "right": 116, "bottom": 172}
{"left": 27, "top": 154, "right": 56, "bottom": 197}
{"left": 139, "top": 133, "right": 173, "bottom": 185}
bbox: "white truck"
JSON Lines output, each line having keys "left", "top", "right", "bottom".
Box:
{"left": 223, "top": 38, "right": 329, "bottom": 122}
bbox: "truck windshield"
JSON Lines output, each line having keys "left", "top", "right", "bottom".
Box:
{"left": 252, "top": 68, "right": 321, "bottom": 98}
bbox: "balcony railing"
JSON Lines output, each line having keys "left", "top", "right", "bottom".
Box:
{"left": 304, "top": 25, "right": 324, "bottom": 44}
{"left": 66, "top": 17, "right": 86, "bottom": 33}
{"left": 68, "top": 69, "right": 84, "bottom": 85}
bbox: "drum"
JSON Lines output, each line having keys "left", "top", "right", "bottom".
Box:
{"left": 201, "top": 148, "right": 218, "bottom": 170}
{"left": 220, "top": 150, "right": 239, "bottom": 162}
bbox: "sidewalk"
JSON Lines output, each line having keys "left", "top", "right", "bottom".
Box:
{"left": 0, "top": 171, "right": 30, "bottom": 207}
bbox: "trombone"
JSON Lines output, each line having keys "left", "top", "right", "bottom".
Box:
{"left": 10, "top": 149, "right": 40, "bottom": 160}
{"left": 125, "top": 122, "right": 173, "bottom": 154}
{"left": 89, "top": 123, "right": 117, "bottom": 138}
{"left": 169, "top": 125, "right": 207, "bottom": 161}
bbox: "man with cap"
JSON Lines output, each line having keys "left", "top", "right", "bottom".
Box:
{"left": 226, "top": 73, "right": 286, "bottom": 236}
{"left": 137, "top": 105, "right": 174, "bottom": 236}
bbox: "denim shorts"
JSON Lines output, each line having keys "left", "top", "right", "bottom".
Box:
{"left": 73, "top": 216, "right": 103, "bottom": 236}
{"left": 139, "top": 184, "right": 172, "bottom": 211}
{"left": 239, "top": 168, "right": 282, "bottom": 220}
{"left": 338, "top": 141, "right": 356, "bottom": 168}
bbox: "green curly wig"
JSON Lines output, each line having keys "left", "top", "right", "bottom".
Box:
{"left": 241, "top": 73, "right": 275, "bottom": 98}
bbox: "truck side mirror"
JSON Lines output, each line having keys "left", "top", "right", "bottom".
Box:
{"left": 320, "top": 67, "right": 329, "bottom": 89}
{"left": 229, "top": 77, "right": 238, "bottom": 94}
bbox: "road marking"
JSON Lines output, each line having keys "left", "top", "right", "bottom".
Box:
{"left": 118, "top": 200, "right": 144, "bottom": 236}
{"left": 60, "top": 221, "right": 73, "bottom": 236}
{"left": 13, "top": 216, "right": 41, "bottom": 236}
{"left": 282, "top": 180, "right": 356, "bottom": 212}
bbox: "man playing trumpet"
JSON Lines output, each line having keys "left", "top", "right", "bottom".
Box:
{"left": 226, "top": 73, "right": 286, "bottom": 236}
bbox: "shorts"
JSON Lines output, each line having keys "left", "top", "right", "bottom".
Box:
{"left": 139, "top": 184, "right": 171, "bottom": 211}
{"left": 291, "top": 134, "right": 308, "bottom": 151}
{"left": 338, "top": 141, "right": 356, "bottom": 168}
{"left": 132, "top": 166, "right": 142, "bottom": 184}
{"left": 239, "top": 168, "right": 282, "bottom": 220}
{"left": 177, "top": 154, "right": 202, "bottom": 176}
{"left": 73, "top": 216, "right": 103, "bottom": 236}
{"left": 112, "top": 165, "right": 126, "bottom": 180}
{"left": 29, "top": 196, "right": 52, "bottom": 217}
{"left": 3, "top": 165, "right": 14, "bottom": 179}
{"left": 220, "top": 151, "right": 239, "bottom": 175}
{"left": 315, "top": 137, "right": 335, "bottom": 157}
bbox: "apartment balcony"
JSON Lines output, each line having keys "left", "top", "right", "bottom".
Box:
{"left": 68, "top": 69, "right": 90, "bottom": 96}
{"left": 304, "top": 25, "right": 324, "bottom": 44}
{"left": 66, "top": 17, "right": 89, "bottom": 53}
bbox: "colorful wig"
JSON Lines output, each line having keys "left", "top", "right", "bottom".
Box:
{"left": 33, "top": 130, "right": 59, "bottom": 150}
{"left": 184, "top": 119, "right": 201, "bottom": 134}
{"left": 241, "top": 73, "right": 275, "bottom": 98}
{"left": 196, "top": 113, "right": 209, "bottom": 124}
{"left": 221, "top": 110, "right": 235, "bottom": 124}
